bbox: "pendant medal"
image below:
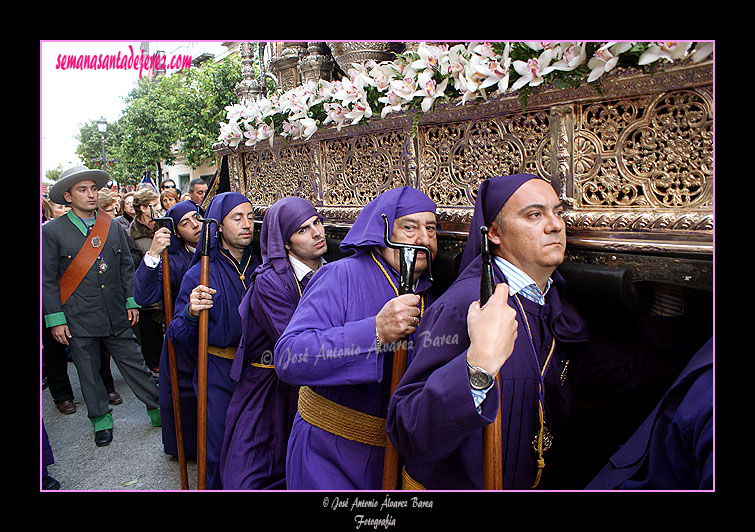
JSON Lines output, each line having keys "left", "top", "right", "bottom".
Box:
{"left": 98, "top": 260, "right": 108, "bottom": 273}
{"left": 531, "top": 426, "right": 553, "bottom": 454}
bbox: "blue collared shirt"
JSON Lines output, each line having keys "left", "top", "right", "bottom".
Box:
{"left": 493, "top": 256, "right": 552, "bottom": 305}
{"left": 470, "top": 257, "right": 553, "bottom": 411}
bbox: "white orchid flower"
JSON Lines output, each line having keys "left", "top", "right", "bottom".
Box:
{"left": 300, "top": 117, "right": 318, "bottom": 140}
{"left": 411, "top": 43, "right": 446, "bottom": 73}
{"left": 477, "top": 42, "right": 511, "bottom": 94}
{"left": 344, "top": 98, "right": 373, "bottom": 125}
{"left": 552, "top": 42, "right": 587, "bottom": 72}
{"left": 218, "top": 121, "right": 243, "bottom": 148}
{"left": 365, "top": 62, "right": 395, "bottom": 92}
{"left": 256, "top": 122, "right": 275, "bottom": 148}
{"left": 638, "top": 42, "right": 692, "bottom": 65}
{"left": 691, "top": 42, "right": 713, "bottom": 63}
{"left": 511, "top": 49, "right": 556, "bottom": 91}
{"left": 281, "top": 119, "right": 301, "bottom": 139}
{"left": 472, "top": 42, "right": 497, "bottom": 60}
{"left": 243, "top": 126, "right": 258, "bottom": 147}
{"left": 323, "top": 102, "right": 349, "bottom": 130}
{"left": 332, "top": 76, "right": 365, "bottom": 108}
{"left": 389, "top": 74, "right": 418, "bottom": 102}
{"left": 378, "top": 89, "right": 407, "bottom": 118}
{"left": 413, "top": 70, "right": 449, "bottom": 112}
{"left": 586, "top": 42, "right": 632, "bottom": 82}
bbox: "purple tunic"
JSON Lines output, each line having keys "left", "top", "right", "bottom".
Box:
{"left": 220, "top": 197, "right": 321, "bottom": 490}
{"left": 42, "top": 420, "right": 54, "bottom": 479}
{"left": 586, "top": 337, "right": 713, "bottom": 490}
{"left": 167, "top": 193, "right": 260, "bottom": 490}
{"left": 133, "top": 201, "right": 199, "bottom": 459}
{"left": 274, "top": 187, "right": 436, "bottom": 490}
{"left": 387, "top": 254, "right": 589, "bottom": 489}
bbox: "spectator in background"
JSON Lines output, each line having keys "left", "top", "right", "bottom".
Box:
{"left": 97, "top": 189, "right": 118, "bottom": 217}
{"left": 129, "top": 188, "right": 164, "bottom": 375}
{"left": 161, "top": 178, "right": 178, "bottom": 193}
{"left": 116, "top": 191, "right": 136, "bottom": 234}
{"left": 187, "top": 178, "right": 208, "bottom": 210}
{"left": 160, "top": 188, "right": 179, "bottom": 216}
{"left": 42, "top": 196, "right": 69, "bottom": 222}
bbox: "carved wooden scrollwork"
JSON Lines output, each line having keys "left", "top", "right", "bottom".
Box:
{"left": 217, "top": 61, "right": 713, "bottom": 278}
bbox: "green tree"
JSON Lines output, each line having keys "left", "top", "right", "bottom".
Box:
{"left": 168, "top": 54, "right": 241, "bottom": 168}
{"left": 73, "top": 48, "right": 242, "bottom": 187}
{"left": 114, "top": 75, "right": 180, "bottom": 186}
{"left": 74, "top": 118, "right": 124, "bottom": 178}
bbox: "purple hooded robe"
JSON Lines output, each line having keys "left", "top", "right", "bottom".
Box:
{"left": 387, "top": 175, "right": 592, "bottom": 489}
{"left": 274, "top": 187, "right": 437, "bottom": 490}
{"left": 167, "top": 192, "right": 260, "bottom": 489}
{"left": 220, "top": 196, "right": 322, "bottom": 490}
{"left": 586, "top": 337, "right": 713, "bottom": 490}
{"left": 387, "top": 174, "right": 691, "bottom": 490}
{"left": 134, "top": 200, "right": 199, "bottom": 459}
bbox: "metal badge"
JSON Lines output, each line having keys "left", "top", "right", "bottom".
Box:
{"left": 91, "top": 236, "right": 102, "bottom": 248}
{"left": 531, "top": 426, "right": 553, "bottom": 454}
{"left": 98, "top": 260, "right": 108, "bottom": 273}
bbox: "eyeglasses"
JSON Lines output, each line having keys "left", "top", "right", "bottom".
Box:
{"left": 162, "top": 184, "right": 176, "bottom": 189}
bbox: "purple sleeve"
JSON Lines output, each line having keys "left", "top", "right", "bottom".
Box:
{"left": 133, "top": 257, "right": 163, "bottom": 307}
{"left": 387, "top": 298, "right": 495, "bottom": 462}
{"left": 274, "top": 261, "right": 385, "bottom": 387}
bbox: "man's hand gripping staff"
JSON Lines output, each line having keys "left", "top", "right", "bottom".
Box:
{"left": 380, "top": 213, "right": 434, "bottom": 491}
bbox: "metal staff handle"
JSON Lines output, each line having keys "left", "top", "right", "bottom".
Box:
{"left": 480, "top": 225, "right": 503, "bottom": 490}
{"left": 149, "top": 207, "right": 189, "bottom": 490}
{"left": 195, "top": 207, "right": 218, "bottom": 490}
{"left": 380, "top": 213, "right": 433, "bottom": 490}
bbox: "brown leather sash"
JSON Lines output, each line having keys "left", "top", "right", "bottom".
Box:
{"left": 59, "top": 211, "right": 111, "bottom": 305}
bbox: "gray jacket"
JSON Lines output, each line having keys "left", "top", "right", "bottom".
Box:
{"left": 42, "top": 210, "right": 139, "bottom": 338}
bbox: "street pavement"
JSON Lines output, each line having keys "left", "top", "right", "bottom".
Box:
{"left": 41, "top": 358, "right": 197, "bottom": 491}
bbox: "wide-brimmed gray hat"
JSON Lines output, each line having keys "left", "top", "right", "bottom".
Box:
{"left": 49, "top": 166, "right": 110, "bottom": 205}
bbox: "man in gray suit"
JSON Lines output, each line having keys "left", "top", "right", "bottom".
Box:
{"left": 42, "top": 166, "right": 161, "bottom": 447}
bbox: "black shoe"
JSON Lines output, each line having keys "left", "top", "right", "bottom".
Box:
{"left": 94, "top": 428, "right": 113, "bottom": 447}
{"left": 42, "top": 475, "right": 61, "bottom": 490}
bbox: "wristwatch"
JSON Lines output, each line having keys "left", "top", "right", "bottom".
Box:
{"left": 466, "top": 360, "right": 494, "bottom": 390}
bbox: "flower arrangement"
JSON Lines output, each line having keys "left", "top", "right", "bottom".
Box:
{"left": 218, "top": 41, "right": 713, "bottom": 149}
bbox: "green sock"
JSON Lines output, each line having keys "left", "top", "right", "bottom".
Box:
{"left": 90, "top": 411, "right": 114, "bottom": 432}
{"left": 147, "top": 407, "right": 161, "bottom": 427}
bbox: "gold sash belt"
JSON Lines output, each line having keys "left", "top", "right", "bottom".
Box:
{"left": 297, "top": 386, "right": 386, "bottom": 447}
{"left": 401, "top": 466, "right": 426, "bottom": 490}
{"left": 208, "top": 345, "right": 237, "bottom": 360}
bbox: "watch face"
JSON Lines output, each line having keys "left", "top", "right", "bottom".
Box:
{"left": 470, "top": 370, "right": 492, "bottom": 390}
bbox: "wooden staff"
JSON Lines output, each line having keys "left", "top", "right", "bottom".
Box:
{"left": 150, "top": 207, "right": 189, "bottom": 490}
{"left": 195, "top": 208, "right": 218, "bottom": 491}
{"left": 480, "top": 225, "right": 503, "bottom": 490}
{"left": 380, "top": 214, "right": 433, "bottom": 490}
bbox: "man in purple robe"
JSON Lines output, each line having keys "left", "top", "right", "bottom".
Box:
{"left": 387, "top": 174, "right": 690, "bottom": 490}
{"left": 275, "top": 187, "right": 437, "bottom": 490}
{"left": 586, "top": 337, "right": 713, "bottom": 490}
{"left": 220, "top": 196, "right": 327, "bottom": 490}
{"left": 167, "top": 192, "right": 260, "bottom": 490}
{"left": 134, "top": 200, "right": 202, "bottom": 459}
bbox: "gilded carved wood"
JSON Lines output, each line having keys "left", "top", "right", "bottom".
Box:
{"left": 214, "top": 60, "right": 713, "bottom": 287}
